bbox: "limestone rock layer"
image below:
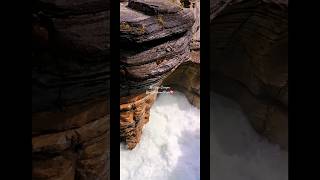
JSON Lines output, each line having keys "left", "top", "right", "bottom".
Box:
{"left": 120, "top": 91, "right": 157, "bottom": 149}
{"left": 120, "top": 0, "right": 197, "bottom": 149}
{"left": 32, "top": 0, "right": 110, "bottom": 179}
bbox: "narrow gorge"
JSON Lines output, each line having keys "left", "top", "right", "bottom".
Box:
{"left": 31, "top": 0, "right": 288, "bottom": 179}
{"left": 119, "top": 0, "right": 201, "bottom": 179}
{"left": 120, "top": 0, "right": 200, "bottom": 150}
{"left": 32, "top": 0, "right": 200, "bottom": 179}
{"left": 210, "top": 0, "right": 288, "bottom": 179}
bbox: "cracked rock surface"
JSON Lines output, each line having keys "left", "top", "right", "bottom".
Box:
{"left": 32, "top": 0, "right": 110, "bottom": 179}
{"left": 120, "top": 0, "right": 197, "bottom": 149}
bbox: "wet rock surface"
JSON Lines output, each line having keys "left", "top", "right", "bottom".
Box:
{"left": 120, "top": 91, "right": 157, "bottom": 149}
{"left": 163, "top": 61, "right": 200, "bottom": 108}
{"left": 210, "top": 0, "right": 288, "bottom": 149}
{"left": 120, "top": 0, "right": 198, "bottom": 149}
{"left": 32, "top": 0, "right": 110, "bottom": 179}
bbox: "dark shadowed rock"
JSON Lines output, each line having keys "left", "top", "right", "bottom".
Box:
{"left": 210, "top": 0, "right": 288, "bottom": 149}
{"left": 128, "top": 0, "right": 181, "bottom": 15}
{"left": 32, "top": 0, "right": 110, "bottom": 179}
{"left": 35, "top": 0, "right": 109, "bottom": 16}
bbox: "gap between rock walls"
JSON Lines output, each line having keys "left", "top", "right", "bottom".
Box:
{"left": 32, "top": 0, "right": 201, "bottom": 179}
{"left": 120, "top": 0, "right": 200, "bottom": 150}
{"left": 32, "top": 0, "right": 288, "bottom": 180}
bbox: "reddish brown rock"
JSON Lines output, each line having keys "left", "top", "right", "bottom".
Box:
{"left": 32, "top": 115, "right": 110, "bottom": 179}
{"left": 120, "top": 91, "right": 157, "bottom": 149}
{"left": 120, "top": 0, "right": 196, "bottom": 149}
{"left": 32, "top": 152, "right": 76, "bottom": 180}
{"left": 32, "top": 0, "right": 110, "bottom": 179}
{"left": 32, "top": 98, "right": 108, "bottom": 134}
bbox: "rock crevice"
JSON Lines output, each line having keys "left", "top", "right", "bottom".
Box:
{"left": 120, "top": 0, "right": 199, "bottom": 149}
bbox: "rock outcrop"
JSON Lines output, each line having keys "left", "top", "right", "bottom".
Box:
{"left": 163, "top": 0, "right": 200, "bottom": 108}
{"left": 163, "top": 61, "right": 200, "bottom": 108}
{"left": 120, "top": 0, "right": 196, "bottom": 149}
{"left": 32, "top": 0, "right": 110, "bottom": 179}
{"left": 210, "top": 0, "right": 288, "bottom": 149}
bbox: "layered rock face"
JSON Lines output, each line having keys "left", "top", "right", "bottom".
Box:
{"left": 163, "top": 0, "right": 200, "bottom": 108}
{"left": 120, "top": 0, "right": 196, "bottom": 149}
{"left": 210, "top": 0, "right": 288, "bottom": 149}
{"left": 32, "top": 0, "right": 110, "bottom": 179}
{"left": 163, "top": 61, "right": 200, "bottom": 108}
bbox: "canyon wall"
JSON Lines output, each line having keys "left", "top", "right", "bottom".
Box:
{"left": 163, "top": 0, "right": 200, "bottom": 108}
{"left": 120, "top": 0, "right": 199, "bottom": 149}
{"left": 32, "top": 0, "right": 110, "bottom": 179}
{"left": 210, "top": 0, "right": 288, "bottom": 149}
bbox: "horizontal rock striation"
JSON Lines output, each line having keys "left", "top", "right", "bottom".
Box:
{"left": 164, "top": 0, "right": 200, "bottom": 108}
{"left": 32, "top": 0, "right": 110, "bottom": 179}
{"left": 120, "top": 91, "right": 157, "bottom": 149}
{"left": 210, "top": 0, "right": 288, "bottom": 149}
{"left": 120, "top": 0, "right": 195, "bottom": 149}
